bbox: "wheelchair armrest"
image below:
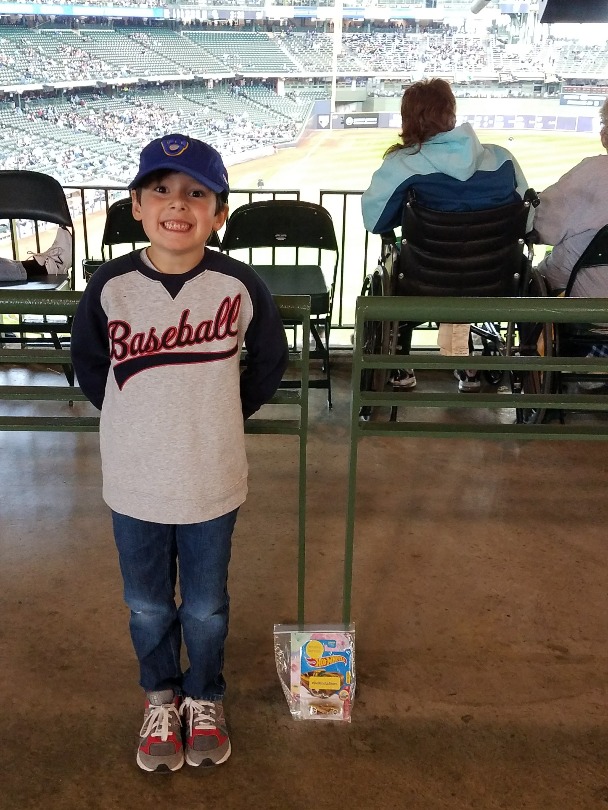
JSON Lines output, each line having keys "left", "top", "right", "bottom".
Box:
{"left": 380, "top": 230, "right": 397, "bottom": 246}
{"left": 524, "top": 188, "right": 540, "bottom": 207}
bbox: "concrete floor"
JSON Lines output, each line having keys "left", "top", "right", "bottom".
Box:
{"left": 2, "top": 355, "right": 608, "bottom": 810}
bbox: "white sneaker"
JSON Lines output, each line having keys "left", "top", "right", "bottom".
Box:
{"left": 454, "top": 369, "right": 481, "bottom": 393}
{"left": 578, "top": 379, "right": 608, "bottom": 393}
{"left": 390, "top": 369, "right": 417, "bottom": 389}
{"left": 28, "top": 226, "right": 72, "bottom": 274}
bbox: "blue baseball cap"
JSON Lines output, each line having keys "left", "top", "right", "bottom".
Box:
{"left": 128, "top": 134, "right": 229, "bottom": 194}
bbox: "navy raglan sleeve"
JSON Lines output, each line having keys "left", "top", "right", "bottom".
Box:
{"left": 240, "top": 274, "right": 289, "bottom": 420}
{"left": 71, "top": 274, "right": 110, "bottom": 411}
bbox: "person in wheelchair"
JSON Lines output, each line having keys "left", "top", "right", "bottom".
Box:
{"left": 533, "top": 98, "right": 608, "bottom": 299}
{"left": 532, "top": 98, "right": 608, "bottom": 390}
{"left": 361, "top": 78, "right": 529, "bottom": 392}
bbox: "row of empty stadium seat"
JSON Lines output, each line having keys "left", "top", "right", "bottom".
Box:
{"left": 0, "top": 27, "right": 600, "bottom": 86}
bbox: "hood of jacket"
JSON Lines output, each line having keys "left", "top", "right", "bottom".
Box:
{"left": 395, "top": 122, "right": 493, "bottom": 181}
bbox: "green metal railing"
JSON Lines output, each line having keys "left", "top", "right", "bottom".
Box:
{"left": 343, "top": 295, "right": 608, "bottom": 623}
{"left": 0, "top": 290, "right": 311, "bottom": 622}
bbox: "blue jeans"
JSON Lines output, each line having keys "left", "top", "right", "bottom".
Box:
{"left": 111, "top": 509, "right": 238, "bottom": 701}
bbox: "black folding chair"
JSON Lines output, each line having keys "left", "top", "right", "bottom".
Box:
{"left": 82, "top": 197, "right": 149, "bottom": 281}
{"left": 221, "top": 200, "right": 339, "bottom": 407}
{"left": 0, "top": 170, "right": 75, "bottom": 381}
{"left": 0, "top": 169, "right": 74, "bottom": 276}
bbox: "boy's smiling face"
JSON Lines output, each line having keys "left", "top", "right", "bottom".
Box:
{"left": 131, "top": 170, "right": 228, "bottom": 274}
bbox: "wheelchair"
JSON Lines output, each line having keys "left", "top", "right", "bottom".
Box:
{"left": 519, "top": 224, "right": 608, "bottom": 423}
{"left": 360, "top": 190, "right": 540, "bottom": 421}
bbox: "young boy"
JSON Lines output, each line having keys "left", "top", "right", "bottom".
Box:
{"left": 71, "top": 134, "right": 289, "bottom": 773}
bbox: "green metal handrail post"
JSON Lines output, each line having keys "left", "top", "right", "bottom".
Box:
{"left": 343, "top": 294, "right": 608, "bottom": 623}
{"left": 269, "top": 296, "right": 311, "bottom": 624}
{"left": 342, "top": 297, "right": 365, "bottom": 624}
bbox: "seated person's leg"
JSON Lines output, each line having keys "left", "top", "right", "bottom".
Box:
{"left": 535, "top": 254, "right": 567, "bottom": 295}
{"left": 0, "top": 226, "right": 72, "bottom": 281}
{"left": 391, "top": 322, "right": 417, "bottom": 389}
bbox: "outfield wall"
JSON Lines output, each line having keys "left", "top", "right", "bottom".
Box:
{"left": 310, "top": 98, "right": 600, "bottom": 134}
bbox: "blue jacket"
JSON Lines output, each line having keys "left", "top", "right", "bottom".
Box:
{"left": 361, "top": 123, "right": 528, "bottom": 234}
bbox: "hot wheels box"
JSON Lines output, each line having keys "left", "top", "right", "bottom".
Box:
{"left": 274, "top": 624, "right": 355, "bottom": 721}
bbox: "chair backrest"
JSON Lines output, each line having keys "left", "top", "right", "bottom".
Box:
{"left": 395, "top": 196, "right": 531, "bottom": 297}
{"left": 221, "top": 200, "right": 339, "bottom": 254}
{"left": 0, "top": 169, "right": 75, "bottom": 285}
{"left": 0, "top": 170, "right": 72, "bottom": 227}
{"left": 565, "top": 223, "right": 608, "bottom": 297}
{"left": 101, "top": 197, "right": 149, "bottom": 259}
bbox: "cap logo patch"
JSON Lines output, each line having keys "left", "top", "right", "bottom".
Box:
{"left": 161, "top": 136, "right": 189, "bottom": 158}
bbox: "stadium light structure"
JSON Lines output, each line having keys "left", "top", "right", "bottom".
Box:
{"left": 329, "top": 0, "right": 344, "bottom": 130}
{"left": 470, "top": 0, "right": 492, "bottom": 12}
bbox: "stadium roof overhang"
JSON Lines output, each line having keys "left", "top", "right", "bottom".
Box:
{"left": 46, "top": 81, "right": 99, "bottom": 89}
{"left": 0, "top": 84, "right": 42, "bottom": 94}
{"left": 135, "top": 75, "right": 195, "bottom": 83}
{"left": 97, "top": 78, "right": 140, "bottom": 86}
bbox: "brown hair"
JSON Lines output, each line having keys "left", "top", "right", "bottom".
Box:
{"left": 385, "top": 78, "right": 457, "bottom": 157}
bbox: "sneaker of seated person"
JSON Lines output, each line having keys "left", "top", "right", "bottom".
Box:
{"left": 0, "top": 226, "right": 72, "bottom": 281}
{"left": 390, "top": 369, "right": 417, "bottom": 389}
{"left": 578, "top": 378, "right": 608, "bottom": 393}
{"left": 454, "top": 369, "right": 481, "bottom": 393}
{"left": 577, "top": 347, "right": 608, "bottom": 391}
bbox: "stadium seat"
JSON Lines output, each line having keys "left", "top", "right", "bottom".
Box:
{"left": 83, "top": 197, "right": 148, "bottom": 281}
{"left": 0, "top": 169, "right": 75, "bottom": 381}
{"left": 221, "top": 199, "right": 339, "bottom": 407}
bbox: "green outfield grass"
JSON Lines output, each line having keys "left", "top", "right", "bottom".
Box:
{"left": 229, "top": 129, "right": 602, "bottom": 196}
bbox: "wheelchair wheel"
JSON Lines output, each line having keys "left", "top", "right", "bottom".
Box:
{"left": 515, "top": 321, "right": 554, "bottom": 424}
{"left": 472, "top": 321, "right": 506, "bottom": 386}
{"left": 359, "top": 268, "right": 397, "bottom": 420}
{"left": 514, "top": 271, "right": 554, "bottom": 425}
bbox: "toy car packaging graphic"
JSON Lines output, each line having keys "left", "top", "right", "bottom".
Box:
{"left": 273, "top": 624, "right": 355, "bottom": 722}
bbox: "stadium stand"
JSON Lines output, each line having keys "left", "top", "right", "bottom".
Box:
{"left": 0, "top": 26, "right": 601, "bottom": 91}
{"left": 129, "top": 27, "right": 231, "bottom": 75}
{"left": 185, "top": 31, "right": 299, "bottom": 74}
{"left": 76, "top": 29, "right": 187, "bottom": 77}
{"left": 0, "top": 21, "right": 604, "bottom": 186}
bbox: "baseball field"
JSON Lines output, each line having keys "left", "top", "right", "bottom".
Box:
{"left": 228, "top": 127, "right": 602, "bottom": 199}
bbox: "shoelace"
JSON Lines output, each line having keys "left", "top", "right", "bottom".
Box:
{"left": 180, "top": 698, "right": 216, "bottom": 731}
{"left": 139, "top": 703, "right": 179, "bottom": 742}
